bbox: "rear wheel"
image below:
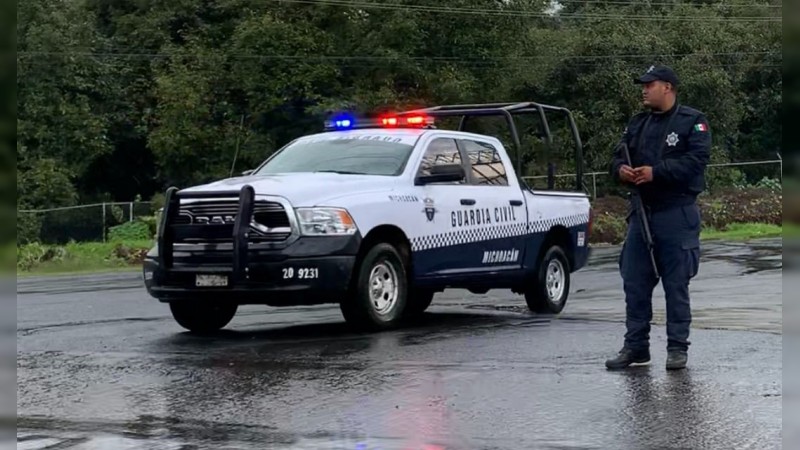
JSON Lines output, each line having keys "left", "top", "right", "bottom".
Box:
{"left": 340, "top": 243, "right": 408, "bottom": 330}
{"left": 169, "top": 301, "right": 238, "bottom": 333}
{"left": 525, "top": 245, "right": 570, "bottom": 314}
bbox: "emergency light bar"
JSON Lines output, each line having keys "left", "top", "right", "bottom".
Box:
{"left": 323, "top": 113, "right": 435, "bottom": 131}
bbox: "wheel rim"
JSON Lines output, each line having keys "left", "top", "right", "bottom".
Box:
{"left": 545, "top": 259, "right": 565, "bottom": 302}
{"left": 369, "top": 261, "right": 399, "bottom": 316}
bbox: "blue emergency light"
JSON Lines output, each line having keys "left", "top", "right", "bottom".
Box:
{"left": 324, "top": 114, "right": 356, "bottom": 130}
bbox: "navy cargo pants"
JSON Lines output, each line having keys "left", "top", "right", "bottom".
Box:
{"left": 619, "top": 203, "right": 702, "bottom": 351}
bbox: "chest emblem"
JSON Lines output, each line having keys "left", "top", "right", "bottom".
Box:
{"left": 666, "top": 132, "right": 679, "bottom": 147}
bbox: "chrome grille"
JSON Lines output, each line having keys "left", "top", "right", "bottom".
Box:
{"left": 175, "top": 199, "right": 292, "bottom": 243}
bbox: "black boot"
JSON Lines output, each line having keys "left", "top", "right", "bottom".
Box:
{"left": 605, "top": 347, "right": 651, "bottom": 370}
{"left": 666, "top": 350, "right": 688, "bottom": 370}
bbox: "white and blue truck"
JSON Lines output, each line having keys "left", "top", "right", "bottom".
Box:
{"left": 143, "top": 102, "right": 593, "bottom": 332}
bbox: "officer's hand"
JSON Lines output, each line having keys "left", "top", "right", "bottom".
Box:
{"left": 634, "top": 166, "right": 653, "bottom": 185}
{"left": 619, "top": 165, "right": 637, "bottom": 183}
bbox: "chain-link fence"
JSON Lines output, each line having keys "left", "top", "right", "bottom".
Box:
{"left": 17, "top": 160, "right": 782, "bottom": 244}
{"left": 522, "top": 159, "right": 783, "bottom": 199}
{"left": 18, "top": 202, "right": 156, "bottom": 245}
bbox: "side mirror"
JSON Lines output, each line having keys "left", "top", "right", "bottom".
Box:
{"left": 241, "top": 169, "right": 254, "bottom": 176}
{"left": 415, "top": 163, "right": 465, "bottom": 185}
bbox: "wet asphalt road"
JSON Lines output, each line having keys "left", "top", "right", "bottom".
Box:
{"left": 17, "top": 239, "right": 782, "bottom": 449}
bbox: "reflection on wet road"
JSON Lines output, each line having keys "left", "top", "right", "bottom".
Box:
{"left": 17, "top": 239, "right": 782, "bottom": 449}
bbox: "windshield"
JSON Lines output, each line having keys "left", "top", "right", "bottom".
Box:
{"left": 254, "top": 135, "right": 417, "bottom": 176}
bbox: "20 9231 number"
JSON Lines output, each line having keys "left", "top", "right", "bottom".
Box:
{"left": 282, "top": 267, "right": 319, "bottom": 279}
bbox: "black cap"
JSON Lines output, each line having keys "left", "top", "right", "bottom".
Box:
{"left": 634, "top": 64, "right": 679, "bottom": 86}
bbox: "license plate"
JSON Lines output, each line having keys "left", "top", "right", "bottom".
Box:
{"left": 195, "top": 274, "right": 228, "bottom": 287}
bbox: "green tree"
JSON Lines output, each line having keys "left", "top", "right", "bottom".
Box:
{"left": 17, "top": 0, "right": 116, "bottom": 186}
{"left": 15, "top": 0, "right": 781, "bottom": 213}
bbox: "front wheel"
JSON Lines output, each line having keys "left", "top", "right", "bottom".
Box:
{"left": 340, "top": 243, "right": 408, "bottom": 330}
{"left": 169, "top": 301, "right": 238, "bottom": 333}
{"left": 524, "top": 245, "right": 571, "bottom": 314}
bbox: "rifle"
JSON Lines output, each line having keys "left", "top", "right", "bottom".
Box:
{"left": 619, "top": 142, "right": 660, "bottom": 278}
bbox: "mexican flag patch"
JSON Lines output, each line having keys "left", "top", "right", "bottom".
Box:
{"left": 694, "top": 123, "right": 708, "bottom": 132}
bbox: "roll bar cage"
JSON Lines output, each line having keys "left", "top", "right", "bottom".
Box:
{"left": 396, "top": 102, "right": 585, "bottom": 192}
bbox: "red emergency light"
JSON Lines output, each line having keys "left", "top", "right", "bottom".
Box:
{"left": 380, "top": 114, "right": 435, "bottom": 128}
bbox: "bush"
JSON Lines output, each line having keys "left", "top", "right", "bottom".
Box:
{"left": 149, "top": 192, "right": 165, "bottom": 211}
{"left": 697, "top": 187, "right": 782, "bottom": 230}
{"left": 18, "top": 240, "right": 154, "bottom": 272}
{"left": 17, "top": 243, "right": 68, "bottom": 271}
{"left": 137, "top": 215, "right": 158, "bottom": 237}
{"left": 17, "top": 243, "right": 46, "bottom": 271}
{"left": 590, "top": 186, "right": 783, "bottom": 244}
{"left": 591, "top": 212, "right": 627, "bottom": 245}
{"left": 17, "top": 213, "right": 43, "bottom": 245}
{"left": 591, "top": 195, "right": 629, "bottom": 217}
{"left": 108, "top": 220, "right": 153, "bottom": 242}
{"left": 112, "top": 243, "right": 149, "bottom": 264}
{"left": 755, "top": 177, "right": 782, "bottom": 192}
{"left": 589, "top": 196, "right": 629, "bottom": 244}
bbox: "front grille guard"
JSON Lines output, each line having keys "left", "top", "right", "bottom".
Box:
{"left": 157, "top": 185, "right": 295, "bottom": 282}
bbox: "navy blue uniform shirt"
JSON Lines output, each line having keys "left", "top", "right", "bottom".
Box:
{"left": 610, "top": 103, "right": 712, "bottom": 210}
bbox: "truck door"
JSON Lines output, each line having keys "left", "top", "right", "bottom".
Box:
{"left": 456, "top": 138, "right": 528, "bottom": 271}
{"left": 409, "top": 136, "right": 475, "bottom": 277}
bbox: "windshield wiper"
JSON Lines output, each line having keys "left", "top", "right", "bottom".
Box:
{"left": 314, "top": 170, "right": 368, "bottom": 175}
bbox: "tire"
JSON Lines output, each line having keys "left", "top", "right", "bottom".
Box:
{"left": 403, "top": 289, "right": 435, "bottom": 318}
{"left": 169, "top": 301, "right": 238, "bottom": 333}
{"left": 340, "top": 243, "right": 408, "bottom": 330}
{"left": 524, "top": 245, "right": 571, "bottom": 314}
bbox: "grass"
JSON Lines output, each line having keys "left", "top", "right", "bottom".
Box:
{"left": 17, "top": 239, "right": 154, "bottom": 277}
{"left": 700, "top": 223, "right": 783, "bottom": 241}
{"left": 15, "top": 222, "right": 789, "bottom": 276}
{"left": 19, "top": 263, "right": 142, "bottom": 277}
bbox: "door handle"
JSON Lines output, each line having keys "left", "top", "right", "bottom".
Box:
{"left": 509, "top": 199, "right": 523, "bottom": 206}
{"left": 460, "top": 199, "right": 476, "bottom": 205}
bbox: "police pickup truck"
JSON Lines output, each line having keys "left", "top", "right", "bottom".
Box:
{"left": 143, "top": 102, "right": 593, "bottom": 332}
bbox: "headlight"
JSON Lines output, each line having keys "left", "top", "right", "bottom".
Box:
{"left": 295, "top": 208, "right": 358, "bottom": 236}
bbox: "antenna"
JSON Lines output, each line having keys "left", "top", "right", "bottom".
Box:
{"left": 229, "top": 114, "right": 245, "bottom": 177}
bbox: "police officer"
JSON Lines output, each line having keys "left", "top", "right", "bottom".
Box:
{"left": 605, "top": 64, "right": 711, "bottom": 370}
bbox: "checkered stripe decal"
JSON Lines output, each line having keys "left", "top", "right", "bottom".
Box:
{"left": 410, "top": 212, "right": 590, "bottom": 252}
{"left": 411, "top": 222, "right": 527, "bottom": 251}
{"left": 527, "top": 212, "right": 590, "bottom": 233}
